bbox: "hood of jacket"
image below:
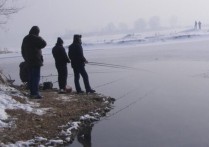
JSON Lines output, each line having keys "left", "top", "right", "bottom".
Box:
{"left": 29, "top": 26, "right": 40, "bottom": 36}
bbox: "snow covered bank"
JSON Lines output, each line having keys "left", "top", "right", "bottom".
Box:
{"left": 0, "top": 71, "right": 115, "bottom": 146}
{"left": 0, "top": 73, "right": 47, "bottom": 128}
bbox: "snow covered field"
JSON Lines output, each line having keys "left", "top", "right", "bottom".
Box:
{"left": 1, "top": 27, "right": 209, "bottom": 146}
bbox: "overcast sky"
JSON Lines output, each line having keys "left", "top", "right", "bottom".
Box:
{"left": 1, "top": 0, "right": 209, "bottom": 49}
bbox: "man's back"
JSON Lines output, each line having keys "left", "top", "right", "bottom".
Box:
{"left": 52, "top": 44, "right": 69, "bottom": 65}
{"left": 68, "top": 43, "right": 86, "bottom": 68}
{"left": 21, "top": 34, "right": 46, "bottom": 67}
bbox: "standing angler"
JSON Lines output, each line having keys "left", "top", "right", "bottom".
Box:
{"left": 68, "top": 34, "right": 95, "bottom": 94}
{"left": 52, "top": 37, "right": 70, "bottom": 93}
{"left": 21, "top": 26, "right": 47, "bottom": 99}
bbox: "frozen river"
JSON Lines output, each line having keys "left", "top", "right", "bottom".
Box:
{"left": 1, "top": 39, "right": 209, "bottom": 147}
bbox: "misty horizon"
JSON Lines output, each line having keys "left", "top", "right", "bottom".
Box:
{"left": 1, "top": 0, "right": 209, "bottom": 48}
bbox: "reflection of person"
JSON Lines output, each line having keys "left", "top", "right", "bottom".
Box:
{"left": 21, "top": 26, "right": 47, "bottom": 99}
{"left": 77, "top": 124, "right": 93, "bottom": 147}
{"left": 68, "top": 34, "right": 95, "bottom": 94}
{"left": 194, "top": 21, "right": 197, "bottom": 30}
{"left": 52, "top": 37, "right": 70, "bottom": 93}
{"left": 198, "top": 21, "right": 202, "bottom": 30}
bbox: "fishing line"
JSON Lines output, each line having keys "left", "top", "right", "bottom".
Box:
{"left": 101, "top": 88, "right": 157, "bottom": 120}
{"left": 116, "top": 87, "right": 138, "bottom": 101}
{"left": 93, "top": 78, "right": 123, "bottom": 89}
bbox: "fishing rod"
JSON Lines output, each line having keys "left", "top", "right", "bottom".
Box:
{"left": 0, "top": 55, "right": 22, "bottom": 60}
{"left": 88, "top": 62, "right": 136, "bottom": 70}
{"left": 88, "top": 71, "right": 121, "bottom": 74}
{"left": 41, "top": 73, "right": 73, "bottom": 78}
{"left": 40, "top": 74, "right": 73, "bottom": 84}
{"left": 40, "top": 71, "right": 116, "bottom": 79}
{"left": 0, "top": 52, "right": 53, "bottom": 60}
{"left": 87, "top": 61, "right": 154, "bottom": 73}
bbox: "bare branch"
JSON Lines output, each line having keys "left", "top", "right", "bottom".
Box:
{"left": 0, "top": 7, "right": 19, "bottom": 15}
{"left": 0, "top": 0, "right": 7, "bottom": 9}
{"left": 0, "top": 0, "right": 22, "bottom": 25}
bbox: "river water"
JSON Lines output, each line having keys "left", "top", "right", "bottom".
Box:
{"left": 1, "top": 40, "right": 209, "bottom": 147}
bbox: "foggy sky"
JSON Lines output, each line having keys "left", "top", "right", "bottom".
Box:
{"left": 1, "top": 0, "right": 209, "bottom": 49}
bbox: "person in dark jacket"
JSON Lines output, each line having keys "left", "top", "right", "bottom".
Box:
{"left": 68, "top": 34, "right": 95, "bottom": 94}
{"left": 52, "top": 37, "right": 70, "bottom": 93}
{"left": 21, "top": 26, "right": 47, "bottom": 99}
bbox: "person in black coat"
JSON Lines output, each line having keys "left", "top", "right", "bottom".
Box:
{"left": 68, "top": 34, "right": 95, "bottom": 94}
{"left": 21, "top": 26, "right": 47, "bottom": 99}
{"left": 52, "top": 37, "right": 70, "bottom": 93}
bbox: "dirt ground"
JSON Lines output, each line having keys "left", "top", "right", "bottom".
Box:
{"left": 0, "top": 88, "right": 114, "bottom": 146}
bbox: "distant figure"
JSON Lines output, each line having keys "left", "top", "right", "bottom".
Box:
{"left": 68, "top": 34, "right": 95, "bottom": 94}
{"left": 52, "top": 37, "right": 70, "bottom": 93}
{"left": 198, "top": 21, "right": 202, "bottom": 30}
{"left": 21, "top": 26, "right": 47, "bottom": 99}
{"left": 194, "top": 21, "right": 198, "bottom": 30}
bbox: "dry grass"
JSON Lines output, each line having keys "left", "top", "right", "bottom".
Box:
{"left": 0, "top": 90, "right": 113, "bottom": 145}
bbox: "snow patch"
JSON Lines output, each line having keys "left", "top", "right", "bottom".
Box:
{"left": 0, "top": 84, "right": 47, "bottom": 128}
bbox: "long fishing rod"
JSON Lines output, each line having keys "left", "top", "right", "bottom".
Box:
{"left": 41, "top": 73, "right": 73, "bottom": 78}
{"left": 88, "top": 62, "right": 136, "bottom": 70}
{"left": 0, "top": 55, "right": 22, "bottom": 60}
{"left": 88, "top": 71, "right": 121, "bottom": 74}
{"left": 41, "top": 71, "right": 116, "bottom": 79}
{"left": 0, "top": 52, "right": 53, "bottom": 60}
{"left": 40, "top": 74, "right": 73, "bottom": 84}
{"left": 87, "top": 61, "right": 154, "bottom": 73}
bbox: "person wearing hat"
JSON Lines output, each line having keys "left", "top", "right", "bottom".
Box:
{"left": 21, "top": 26, "right": 47, "bottom": 99}
{"left": 52, "top": 37, "right": 70, "bottom": 93}
{"left": 68, "top": 34, "right": 95, "bottom": 94}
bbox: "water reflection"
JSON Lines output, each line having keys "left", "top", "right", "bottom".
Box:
{"left": 77, "top": 123, "right": 93, "bottom": 147}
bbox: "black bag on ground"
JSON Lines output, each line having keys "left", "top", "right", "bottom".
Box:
{"left": 43, "top": 82, "right": 53, "bottom": 90}
{"left": 19, "top": 62, "right": 28, "bottom": 83}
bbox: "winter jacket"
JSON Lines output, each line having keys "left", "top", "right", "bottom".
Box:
{"left": 68, "top": 42, "right": 87, "bottom": 68}
{"left": 52, "top": 43, "right": 70, "bottom": 66}
{"left": 21, "top": 27, "right": 46, "bottom": 67}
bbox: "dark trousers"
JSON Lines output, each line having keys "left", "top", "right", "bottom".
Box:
{"left": 56, "top": 64, "right": 68, "bottom": 89}
{"left": 73, "top": 66, "right": 91, "bottom": 92}
{"left": 28, "top": 66, "right": 40, "bottom": 96}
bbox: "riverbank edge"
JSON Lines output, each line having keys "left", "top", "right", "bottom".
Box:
{"left": 0, "top": 84, "right": 115, "bottom": 146}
